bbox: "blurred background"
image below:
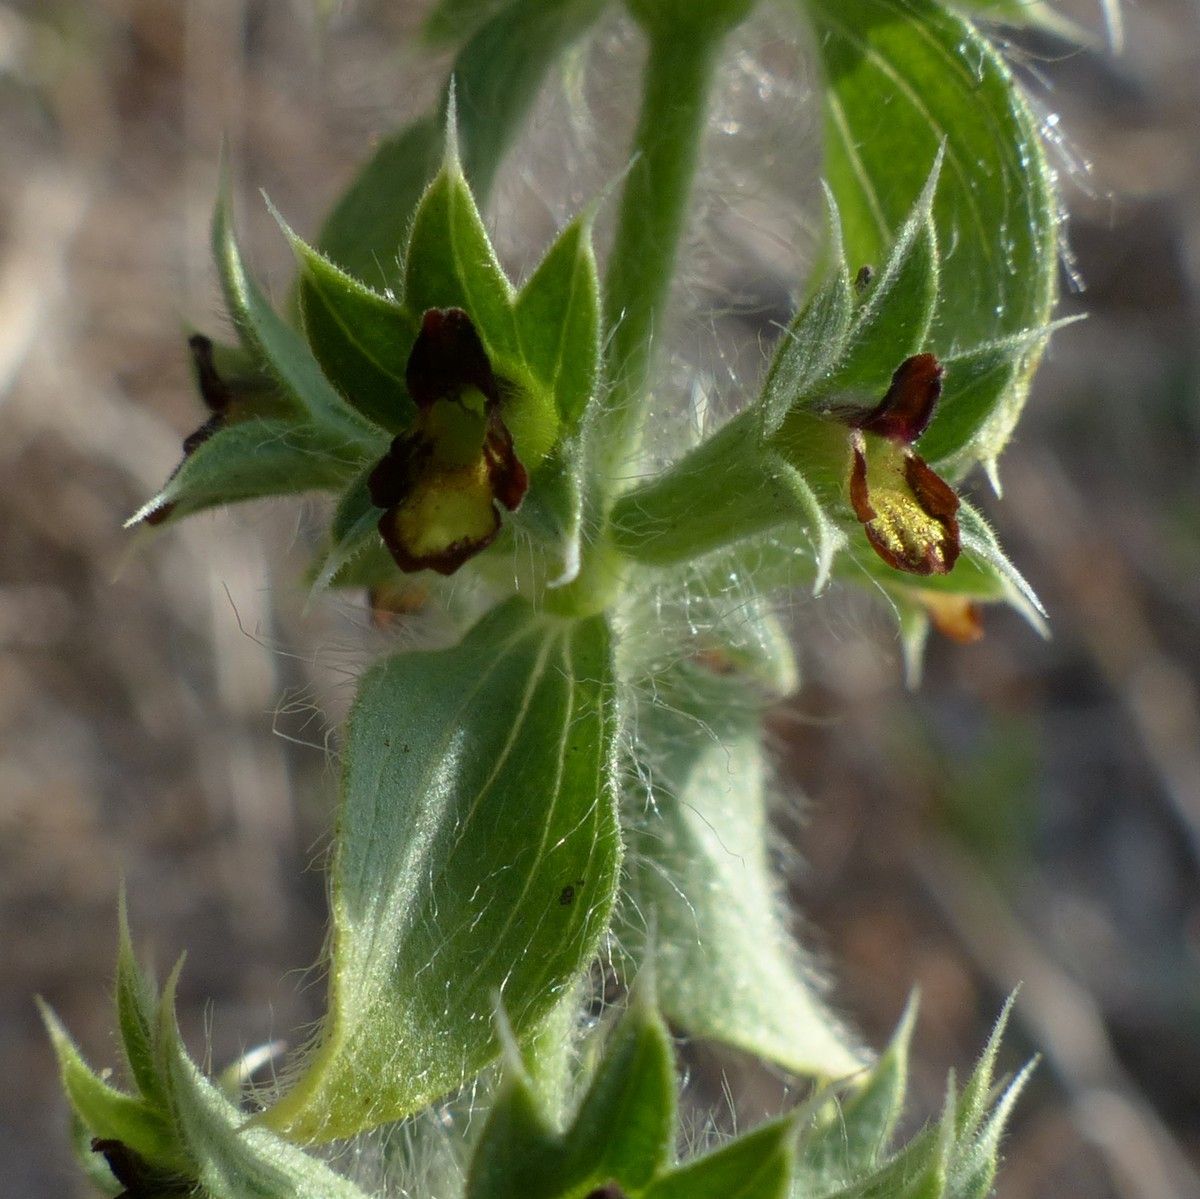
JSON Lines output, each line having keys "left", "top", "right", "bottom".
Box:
{"left": 1, "top": 1, "right": 1198, "bottom": 1195}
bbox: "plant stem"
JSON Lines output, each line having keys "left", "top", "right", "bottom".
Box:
{"left": 607, "top": 406, "right": 847, "bottom": 566}
{"left": 595, "top": 20, "right": 730, "bottom": 502}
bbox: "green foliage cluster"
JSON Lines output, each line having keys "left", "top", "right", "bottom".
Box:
{"left": 45, "top": 0, "right": 1075, "bottom": 1194}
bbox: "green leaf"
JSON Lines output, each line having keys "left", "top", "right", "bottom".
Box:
{"left": 953, "top": 993, "right": 1014, "bottom": 1141}
{"left": 448, "top": 0, "right": 610, "bottom": 201}
{"left": 918, "top": 322, "right": 1079, "bottom": 474}
{"left": 642, "top": 1118, "right": 796, "bottom": 1199}
{"left": 213, "top": 191, "right": 382, "bottom": 450}
{"left": 155, "top": 973, "right": 371, "bottom": 1199}
{"left": 466, "top": 1071, "right": 561, "bottom": 1199}
{"left": 286, "top": 218, "right": 418, "bottom": 434}
{"left": 561, "top": 1000, "right": 676, "bottom": 1190}
{"left": 950, "top": 1060, "right": 1035, "bottom": 1198}
{"left": 803, "top": 0, "right": 1059, "bottom": 471}
{"left": 116, "top": 892, "right": 166, "bottom": 1109}
{"left": 822, "top": 160, "right": 940, "bottom": 401}
{"left": 267, "top": 598, "right": 621, "bottom": 1141}
{"left": 627, "top": 0, "right": 757, "bottom": 34}
{"left": 616, "top": 662, "right": 863, "bottom": 1079}
{"left": 317, "top": 117, "right": 443, "bottom": 293}
{"left": 468, "top": 1001, "right": 675, "bottom": 1199}
{"left": 310, "top": 466, "right": 387, "bottom": 595}
{"left": 424, "top": 0, "right": 518, "bottom": 44}
{"left": 797, "top": 1000, "right": 916, "bottom": 1191}
{"left": 814, "top": 1128, "right": 940, "bottom": 1199}
{"left": 128, "top": 419, "right": 372, "bottom": 527}
{"left": 319, "top": 0, "right": 606, "bottom": 292}
{"left": 403, "top": 125, "right": 520, "bottom": 363}
{"left": 40, "top": 1001, "right": 180, "bottom": 1168}
{"left": 761, "top": 190, "right": 853, "bottom": 433}
{"left": 516, "top": 216, "right": 601, "bottom": 428}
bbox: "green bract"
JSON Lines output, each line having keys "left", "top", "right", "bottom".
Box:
{"left": 466, "top": 995, "right": 1031, "bottom": 1199}
{"left": 43, "top": 910, "right": 374, "bottom": 1199}
{"left": 58, "top": 0, "right": 1077, "bottom": 1193}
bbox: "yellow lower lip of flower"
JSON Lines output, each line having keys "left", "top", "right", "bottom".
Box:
{"left": 865, "top": 485, "right": 953, "bottom": 572}
{"left": 849, "top": 431, "right": 960, "bottom": 576}
{"left": 382, "top": 460, "right": 502, "bottom": 576}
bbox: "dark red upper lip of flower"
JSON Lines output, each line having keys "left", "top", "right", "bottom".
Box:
{"left": 189, "top": 332, "right": 235, "bottom": 415}
{"left": 856, "top": 352, "right": 944, "bottom": 444}
{"left": 405, "top": 307, "right": 501, "bottom": 410}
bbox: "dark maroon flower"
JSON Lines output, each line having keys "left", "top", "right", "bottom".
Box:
{"left": 841, "top": 353, "right": 960, "bottom": 576}
{"left": 143, "top": 334, "right": 263, "bottom": 526}
{"left": 367, "top": 308, "right": 528, "bottom": 576}
{"left": 857, "top": 352, "right": 943, "bottom": 443}
{"left": 91, "top": 1139, "right": 190, "bottom": 1199}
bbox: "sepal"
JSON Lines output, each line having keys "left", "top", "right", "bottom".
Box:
{"left": 212, "top": 186, "right": 383, "bottom": 450}
{"left": 130, "top": 418, "right": 371, "bottom": 529}
{"left": 819, "top": 155, "right": 941, "bottom": 406}
{"left": 133, "top": 187, "right": 389, "bottom": 528}
{"left": 515, "top": 213, "right": 602, "bottom": 431}
{"left": 284, "top": 211, "right": 418, "bottom": 434}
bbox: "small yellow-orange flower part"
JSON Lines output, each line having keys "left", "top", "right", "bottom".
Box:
{"left": 915, "top": 592, "right": 984, "bottom": 644}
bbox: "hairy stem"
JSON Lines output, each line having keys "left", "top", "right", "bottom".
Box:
{"left": 595, "top": 20, "right": 730, "bottom": 500}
